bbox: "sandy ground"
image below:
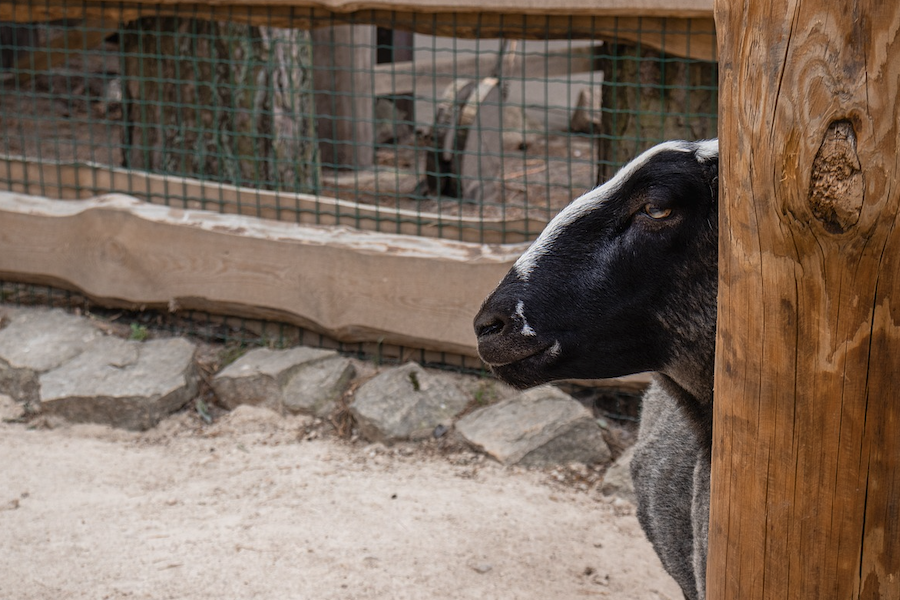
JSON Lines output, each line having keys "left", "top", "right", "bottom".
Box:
{"left": 0, "top": 402, "right": 680, "bottom": 600}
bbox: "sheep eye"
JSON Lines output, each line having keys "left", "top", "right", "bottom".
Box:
{"left": 643, "top": 205, "right": 673, "bottom": 219}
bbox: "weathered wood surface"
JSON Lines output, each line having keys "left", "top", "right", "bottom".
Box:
{"left": 0, "top": 3, "right": 715, "bottom": 60}
{"left": 121, "top": 17, "right": 318, "bottom": 191}
{"left": 0, "top": 156, "right": 544, "bottom": 243}
{"left": 596, "top": 42, "right": 717, "bottom": 181}
{"left": 312, "top": 25, "right": 374, "bottom": 170}
{"left": 0, "top": 192, "right": 526, "bottom": 356}
{"left": 710, "top": 0, "right": 900, "bottom": 598}
{"left": 0, "top": 0, "right": 712, "bottom": 19}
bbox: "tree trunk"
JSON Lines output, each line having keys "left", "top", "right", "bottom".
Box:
{"left": 709, "top": 0, "right": 900, "bottom": 598}
{"left": 595, "top": 42, "right": 716, "bottom": 183}
{"left": 121, "top": 17, "right": 318, "bottom": 194}
{"left": 311, "top": 25, "right": 374, "bottom": 170}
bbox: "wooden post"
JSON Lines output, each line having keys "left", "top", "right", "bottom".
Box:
{"left": 709, "top": 1, "right": 900, "bottom": 599}
{"left": 311, "top": 24, "right": 375, "bottom": 170}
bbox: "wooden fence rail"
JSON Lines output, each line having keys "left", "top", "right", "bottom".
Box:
{"left": 0, "top": 191, "right": 525, "bottom": 357}
{"left": 0, "top": 0, "right": 715, "bottom": 60}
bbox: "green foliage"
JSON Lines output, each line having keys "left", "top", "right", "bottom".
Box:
{"left": 129, "top": 322, "right": 149, "bottom": 342}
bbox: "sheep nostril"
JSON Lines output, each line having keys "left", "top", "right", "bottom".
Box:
{"left": 474, "top": 312, "right": 507, "bottom": 339}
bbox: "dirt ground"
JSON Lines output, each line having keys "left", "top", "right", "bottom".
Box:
{"left": 0, "top": 400, "right": 680, "bottom": 600}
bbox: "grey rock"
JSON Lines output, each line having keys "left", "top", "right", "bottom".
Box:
{"left": 283, "top": 356, "right": 355, "bottom": 417}
{"left": 0, "top": 393, "right": 24, "bottom": 421}
{"left": 350, "top": 362, "right": 470, "bottom": 443}
{"left": 0, "top": 308, "right": 103, "bottom": 406}
{"left": 469, "top": 562, "right": 493, "bottom": 574}
{"left": 455, "top": 385, "right": 611, "bottom": 467}
{"left": 212, "top": 346, "right": 351, "bottom": 417}
{"left": 600, "top": 445, "right": 636, "bottom": 504}
{"left": 39, "top": 336, "right": 198, "bottom": 430}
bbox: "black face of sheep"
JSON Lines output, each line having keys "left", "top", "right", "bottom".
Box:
{"left": 474, "top": 140, "right": 719, "bottom": 400}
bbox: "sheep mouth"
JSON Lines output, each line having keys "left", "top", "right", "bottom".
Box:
{"left": 478, "top": 340, "right": 561, "bottom": 389}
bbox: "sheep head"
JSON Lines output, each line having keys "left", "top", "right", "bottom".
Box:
{"left": 474, "top": 140, "right": 719, "bottom": 395}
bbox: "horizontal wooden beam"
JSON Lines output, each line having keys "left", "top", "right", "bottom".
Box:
{"left": 0, "top": 2, "right": 715, "bottom": 59}
{"left": 0, "top": 191, "right": 527, "bottom": 357}
{"left": 0, "top": 0, "right": 712, "bottom": 20}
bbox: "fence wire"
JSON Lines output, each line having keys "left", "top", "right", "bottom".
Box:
{"left": 1, "top": 7, "right": 716, "bottom": 243}
{"left": 0, "top": 4, "right": 716, "bottom": 362}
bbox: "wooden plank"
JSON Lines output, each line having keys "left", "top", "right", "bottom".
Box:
{"left": 0, "top": 3, "right": 715, "bottom": 60}
{"left": 12, "top": 20, "right": 109, "bottom": 85}
{"left": 709, "top": 0, "right": 900, "bottom": 598}
{"left": 0, "top": 191, "right": 528, "bottom": 357}
{"left": 0, "top": 156, "right": 544, "bottom": 243}
{"left": 372, "top": 45, "right": 599, "bottom": 97}
{"left": 312, "top": 25, "right": 375, "bottom": 169}
{"left": 0, "top": 0, "right": 713, "bottom": 20}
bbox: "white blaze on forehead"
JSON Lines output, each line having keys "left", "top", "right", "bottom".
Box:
{"left": 515, "top": 300, "right": 537, "bottom": 336}
{"left": 513, "top": 139, "right": 718, "bottom": 280}
{"left": 695, "top": 139, "right": 719, "bottom": 163}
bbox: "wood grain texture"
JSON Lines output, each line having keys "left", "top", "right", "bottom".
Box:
{"left": 0, "top": 192, "right": 526, "bottom": 356}
{"left": 0, "top": 0, "right": 712, "bottom": 19}
{"left": 121, "top": 18, "right": 319, "bottom": 190}
{"left": 0, "top": 2, "right": 715, "bottom": 60}
{"left": 710, "top": 1, "right": 900, "bottom": 598}
{"left": 312, "top": 25, "right": 375, "bottom": 170}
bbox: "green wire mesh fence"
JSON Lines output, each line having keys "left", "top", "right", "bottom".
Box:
{"left": 0, "top": 8, "right": 716, "bottom": 242}
{"left": 0, "top": 5, "right": 716, "bottom": 361}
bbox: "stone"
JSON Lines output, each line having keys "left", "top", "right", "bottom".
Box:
{"left": 0, "top": 308, "right": 104, "bottom": 407}
{"left": 39, "top": 336, "right": 198, "bottom": 431}
{"left": 212, "top": 346, "right": 350, "bottom": 415}
{"left": 350, "top": 362, "right": 470, "bottom": 443}
{"left": 282, "top": 356, "right": 355, "bottom": 417}
{"left": 600, "top": 445, "right": 636, "bottom": 504}
{"left": 0, "top": 393, "right": 24, "bottom": 421}
{"left": 455, "top": 385, "right": 611, "bottom": 467}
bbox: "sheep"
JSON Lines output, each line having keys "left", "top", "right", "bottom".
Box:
{"left": 473, "top": 139, "right": 719, "bottom": 600}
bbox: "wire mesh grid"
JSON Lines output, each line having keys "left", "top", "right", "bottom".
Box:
{"left": 0, "top": 4, "right": 716, "bottom": 361}
{"left": 0, "top": 7, "right": 716, "bottom": 243}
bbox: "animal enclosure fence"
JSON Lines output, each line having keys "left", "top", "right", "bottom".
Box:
{"left": 0, "top": 0, "right": 717, "bottom": 364}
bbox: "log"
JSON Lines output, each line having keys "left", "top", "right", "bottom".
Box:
{"left": 120, "top": 17, "right": 319, "bottom": 192}
{"left": 0, "top": 0, "right": 713, "bottom": 21}
{"left": 311, "top": 24, "right": 375, "bottom": 170}
{"left": 709, "top": 0, "right": 900, "bottom": 598}
{"left": 0, "top": 3, "right": 716, "bottom": 61}
{"left": 0, "top": 191, "right": 526, "bottom": 357}
{"left": 0, "top": 21, "right": 34, "bottom": 70}
{"left": 595, "top": 41, "right": 716, "bottom": 182}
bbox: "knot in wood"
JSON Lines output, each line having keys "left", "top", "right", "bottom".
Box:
{"left": 808, "top": 120, "right": 863, "bottom": 234}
